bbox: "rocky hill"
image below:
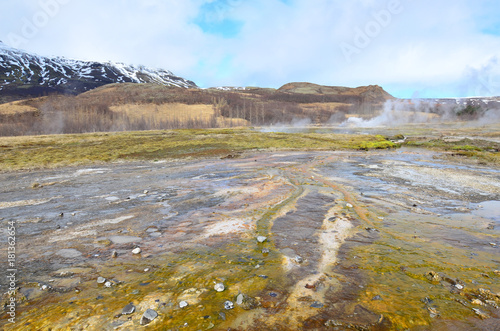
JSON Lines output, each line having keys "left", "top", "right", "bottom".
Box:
{"left": 278, "top": 82, "right": 394, "bottom": 103}
{"left": 0, "top": 41, "right": 197, "bottom": 103}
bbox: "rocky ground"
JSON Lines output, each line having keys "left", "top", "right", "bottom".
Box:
{"left": 0, "top": 148, "right": 499, "bottom": 330}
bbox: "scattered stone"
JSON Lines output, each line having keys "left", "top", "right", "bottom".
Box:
{"left": 235, "top": 293, "right": 259, "bottom": 310}
{"left": 427, "top": 306, "right": 440, "bottom": 318}
{"left": 294, "top": 256, "right": 304, "bottom": 264}
{"left": 144, "top": 190, "right": 149, "bottom": 194}
{"left": 224, "top": 301, "right": 234, "bottom": 310}
{"left": 473, "top": 308, "right": 488, "bottom": 319}
{"left": 486, "top": 300, "right": 499, "bottom": 309}
{"left": 214, "top": 283, "right": 225, "bottom": 292}
{"left": 455, "top": 284, "right": 464, "bottom": 290}
{"left": 372, "top": 295, "right": 383, "bottom": 301}
{"left": 144, "top": 268, "right": 150, "bottom": 272}
{"left": 305, "top": 284, "right": 315, "bottom": 289}
{"left": 179, "top": 301, "right": 189, "bottom": 308}
{"left": 421, "top": 297, "right": 433, "bottom": 304}
{"left": 132, "top": 247, "right": 142, "bottom": 255}
{"left": 425, "top": 271, "right": 441, "bottom": 282}
{"left": 269, "top": 292, "right": 278, "bottom": 298}
{"left": 490, "top": 242, "right": 497, "bottom": 247}
{"left": 258, "top": 275, "right": 268, "bottom": 279}
{"left": 257, "top": 236, "right": 267, "bottom": 243}
{"left": 262, "top": 248, "right": 270, "bottom": 254}
{"left": 219, "top": 312, "right": 226, "bottom": 321}
{"left": 310, "top": 301, "right": 324, "bottom": 308}
{"left": 346, "top": 203, "right": 353, "bottom": 208}
{"left": 111, "top": 251, "right": 118, "bottom": 258}
{"left": 140, "top": 309, "right": 158, "bottom": 325}
{"left": 122, "top": 303, "right": 136, "bottom": 315}
{"left": 41, "top": 285, "right": 49, "bottom": 290}
{"left": 471, "top": 299, "right": 484, "bottom": 305}
{"left": 328, "top": 217, "right": 337, "bottom": 222}
{"left": 97, "top": 277, "right": 106, "bottom": 284}
{"left": 104, "top": 281, "right": 112, "bottom": 288}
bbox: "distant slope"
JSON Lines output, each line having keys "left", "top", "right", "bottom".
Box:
{"left": 0, "top": 41, "right": 197, "bottom": 103}
{"left": 278, "top": 82, "right": 394, "bottom": 103}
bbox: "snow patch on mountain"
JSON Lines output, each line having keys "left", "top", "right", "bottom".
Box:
{"left": 0, "top": 41, "right": 197, "bottom": 94}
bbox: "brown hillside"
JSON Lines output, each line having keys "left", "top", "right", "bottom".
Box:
{"left": 278, "top": 82, "right": 394, "bottom": 103}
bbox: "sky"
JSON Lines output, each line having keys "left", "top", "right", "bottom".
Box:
{"left": 1, "top": 0, "right": 500, "bottom": 98}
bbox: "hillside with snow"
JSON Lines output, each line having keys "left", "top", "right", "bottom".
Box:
{"left": 0, "top": 41, "right": 197, "bottom": 102}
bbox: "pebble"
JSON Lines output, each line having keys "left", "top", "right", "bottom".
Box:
{"left": 219, "top": 312, "right": 226, "bottom": 321}
{"left": 262, "top": 248, "right": 270, "bottom": 254}
{"left": 471, "top": 299, "right": 484, "bottom": 305}
{"left": 144, "top": 268, "right": 150, "bottom": 272}
{"left": 257, "top": 236, "right": 267, "bottom": 243}
{"left": 455, "top": 284, "right": 464, "bottom": 290}
{"left": 41, "top": 285, "right": 49, "bottom": 290}
{"left": 132, "top": 247, "right": 142, "bottom": 255}
{"left": 310, "top": 301, "right": 324, "bottom": 308}
{"left": 179, "top": 301, "right": 189, "bottom": 308}
{"left": 104, "top": 281, "right": 112, "bottom": 288}
{"left": 111, "top": 251, "right": 118, "bottom": 258}
{"left": 372, "top": 295, "right": 383, "bottom": 301}
{"left": 473, "top": 308, "right": 488, "bottom": 319}
{"left": 122, "top": 303, "right": 136, "bottom": 315}
{"left": 346, "top": 203, "right": 353, "bottom": 208}
{"left": 140, "top": 309, "right": 158, "bottom": 325}
{"left": 236, "top": 294, "right": 244, "bottom": 305}
{"left": 294, "top": 256, "right": 303, "bottom": 264}
{"left": 97, "top": 277, "right": 106, "bottom": 284}
{"left": 214, "top": 283, "right": 225, "bottom": 292}
{"left": 224, "top": 301, "right": 234, "bottom": 310}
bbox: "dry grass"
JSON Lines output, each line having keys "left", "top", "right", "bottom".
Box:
{"left": 0, "top": 129, "right": 397, "bottom": 171}
{"left": 0, "top": 100, "right": 38, "bottom": 115}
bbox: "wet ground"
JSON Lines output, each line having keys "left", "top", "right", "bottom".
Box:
{"left": 1, "top": 148, "right": 499, "bottom": 330}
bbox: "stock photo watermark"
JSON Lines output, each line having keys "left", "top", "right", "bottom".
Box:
{"left": 340, "top": 0, "right": 404, "bottom": 63}
{"left": 6, "top": 220, "right": 17, "bottom": 324}
{"left": 7, "top": 0, "right": 72, "bottom": 49}
{"left": 201, "top": 0, "right": 242, "bottom": 22}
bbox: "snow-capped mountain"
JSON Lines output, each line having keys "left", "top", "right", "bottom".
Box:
{"left": 0, "top": 41, "right": 197, "bottom": 101}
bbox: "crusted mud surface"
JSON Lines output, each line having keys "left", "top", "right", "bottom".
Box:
{"left": 1, "top": 149, "right": 499, "bottom": 330}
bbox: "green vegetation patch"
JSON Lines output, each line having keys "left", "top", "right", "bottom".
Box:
{"left": 0, "top": 129, "right": 397, "bottom": 171}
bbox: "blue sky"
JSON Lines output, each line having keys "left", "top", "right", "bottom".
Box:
{"left": 1, "top": 0, "right": 500, "bottom": 98}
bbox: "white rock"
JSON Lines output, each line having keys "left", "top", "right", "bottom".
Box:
{"left": 105, "top": 281, "right": 112, "bottom": 288}
{"left": 257, "top": 236, "right": 267, "bottom": 243}
{"left": 214, "top": 283, "right": 225, "bottom": 292}
{"left": 132, "top": 247, "right": 142, "bottom": 254}
{"left": 346, "top": 203, "right": 353, "bottom": 208}
{"left": 179, "top": 301, "right": 189, "bottom": 308}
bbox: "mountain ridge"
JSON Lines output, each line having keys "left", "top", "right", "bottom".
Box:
{"left": 0, "top": 41, "right": 197, "bottom": 103}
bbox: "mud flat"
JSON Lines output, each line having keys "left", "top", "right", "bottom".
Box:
{"left": 0, "top": 148, "right": 499, "bottom": 330}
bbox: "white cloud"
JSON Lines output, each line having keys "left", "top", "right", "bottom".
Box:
{"left": 1, "top": 0, "right": 500, "bottom": 97}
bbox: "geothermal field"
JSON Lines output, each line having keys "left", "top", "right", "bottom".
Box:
{"left": 0, "top": 123, "right": 499, "bottom": 330}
